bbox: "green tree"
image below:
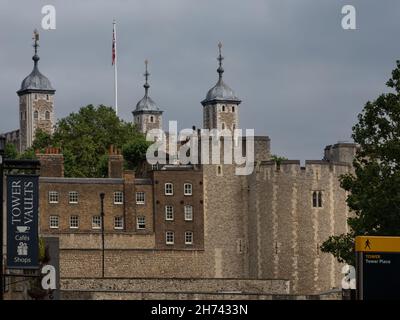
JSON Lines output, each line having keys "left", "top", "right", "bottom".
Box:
{"left": 4, "top": 143, "right": 18, "bottom": 159}
{"left": 28, "top": 105, "right": 145, "bottom": 177}
{"left": 271, "top": 154, "right": 288, "bottom": 165}
{"left": 32, "top": 129, "right": 54, "bottom": 152}
{"left": 321, "top": 61, "right": 400, "bottom": 265}
{"left": 122, "top": 137, "right": 152, "bottom": 171}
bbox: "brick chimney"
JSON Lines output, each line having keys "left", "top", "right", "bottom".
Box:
{"left": 36, "top": 147, "right": 64, "bottom": 177}
{"left": 108, "top": 145, "right": 124, "bottom": 178}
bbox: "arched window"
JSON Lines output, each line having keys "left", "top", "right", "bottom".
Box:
{"left": 45, "top": 111, "right": 50, "bottom": 120}
{"left": 217, "top": 165, "right": 222, "bottom": 176}
{"left": 150, "top": 116, "right": 154, "bottom": 123}
{"left": 232, "top": 106, "right": 235, "bottom": 112}
{"left": 222, "top": 105, "right": 225, "bottom": 112}
{"left": 46, "top": 95, "right": 49, "bottom": 101}
{"left": 34, "top": 111, "right": 38, "bottom": 120}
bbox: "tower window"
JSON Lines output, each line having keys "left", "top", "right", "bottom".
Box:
{"left": 312, "top": 191, "right": 323, "bottom": 208}
{"left": 45, "top": 111, "right": 50, "bottom": 120}
{"left": 46, "top": 95, "right": 49, "bottom": 101}
{"left": 150, "top": 116, "right": 154, "bottom": 123}
{"left": 222, "top": 123, "right": 225, "bottom": 130}
{"left": 222, "top": 105, "right": 226, "bottom": 112}
{"left": 34, "top": 111, "right": 39, "bottom": 120}
{"left": 232, "top": 106, "right": 235, "bottom": 112}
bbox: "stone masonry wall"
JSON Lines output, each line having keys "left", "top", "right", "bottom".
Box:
{"left": 247, "top": 161, "right": 352, "bottom": 295}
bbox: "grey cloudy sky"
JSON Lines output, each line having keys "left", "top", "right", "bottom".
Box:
{"left": 1, "top": 0, "right": 400, "bottom": 161}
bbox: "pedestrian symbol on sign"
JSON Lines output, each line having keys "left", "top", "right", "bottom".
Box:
{"left": 365, "top": 239, "right": 371, "bottom": 250}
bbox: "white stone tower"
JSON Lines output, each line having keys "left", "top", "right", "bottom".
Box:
{"left": 132, "top": 60, "right": 163, "bottom": 134}
{"left": 17, "top": 30, "right": 55, "bottom": 152}
{"left": 201, "top": 43, "right": 241, "bottom": 131}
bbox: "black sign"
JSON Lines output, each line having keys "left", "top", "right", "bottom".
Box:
{"left": 7, "top": 175, "right": 39, "bottom": 269}
{"left": 359, "top": 252, "right": 400, "bottom": 300}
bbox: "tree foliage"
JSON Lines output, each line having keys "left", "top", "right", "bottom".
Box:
{"left": 321, "top": 61, "right": 400, "bottom": 265}
{"left": 123, "top": 137, "right": 152, "bottom": 171}
{"left": 5, "top": 143, "right": 18, "bottom": 159}
{"left": 270, "top": 154, "right": 288, "bottom": 165}
{"left": 28, "top": 105, "right": 146, "bottom": 177}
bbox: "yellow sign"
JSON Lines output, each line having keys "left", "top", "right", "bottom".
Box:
{"left": 355, "top": 236, "right": 400, "bottom": 253}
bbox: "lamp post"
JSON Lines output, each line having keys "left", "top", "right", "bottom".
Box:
{"left": 0, "top": 136, "right": 6, "bottom": 300}
{"left": 100, "top": 193, "right": 105, "bottom": 278}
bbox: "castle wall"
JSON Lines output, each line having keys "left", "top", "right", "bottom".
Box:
{"left": 247, "top": 161, "right": 352, "bottom": 294}
{"left": 202, "top": 164, "right": 249, "bottom": 278}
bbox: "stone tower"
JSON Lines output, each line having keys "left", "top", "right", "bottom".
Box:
{"left": 132, "top": 60, "right": 163, "bottom": 135}
{"left": 17, "top": 30, "right": 55, "bottom": 152}
{"left": 201, "top": 43, "right": 241, "bottom": 131}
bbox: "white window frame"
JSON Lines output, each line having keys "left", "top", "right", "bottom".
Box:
{"left": 185, "top": 231, "right": 193, "bottom": 245}
{"left": 114, "top": 216, "right": 124, "bottom": 230}
{"left": 69, "top": 215, "right": 79, "bottom": 229}
{"left": 165, "top": 183, "right": 173, "bottom": 196}
{"left": 184, "top": 183, "right": 193, "bottom": 196}
{"left": 114, "top": 191, "right": 124, "bottom": 204}
{"left": 136, "top": 192, "right": 145, "bottom": 205}
{"left": 92, "top": 216, "right": 101, "bottom": 230}
{"left": 49, "top": 191, "right": 59, "bottom": 204}
{"left": 69, "top": 191, "right": 78, "bottom": 204}
{"left": 165, "top": 205, "right": 174, "bottom": 221}
{"left": 49, "top": 215, "right": 59, "bottom": 229}
{"left": 184, "top": 205, "right": 193, "bottom": 221}
{"left": 136, "top": 216, "right": 146, "bottom": 230}
{"left": 166, "top": 231, "right": 174, "bottom": 245}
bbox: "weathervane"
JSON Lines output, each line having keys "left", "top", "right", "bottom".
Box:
{"left": 33, "top": 29, "right": 39, "bottom": 55}
{"left": 144, "top": 59, "right": 150, "bottom": 96}
{"left": 217, "top": 42, "right": 224, "bottom": 80}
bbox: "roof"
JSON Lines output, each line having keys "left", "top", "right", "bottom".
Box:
{"left": 202, "top": 78, "right": 241, "bottom": 106}
{"left": 17, "top": 55, "right": 55, "bottom": 95}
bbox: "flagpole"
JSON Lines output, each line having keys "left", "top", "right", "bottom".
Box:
{"left": 113, "top": 20, "right": 118, "bottom": 116}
